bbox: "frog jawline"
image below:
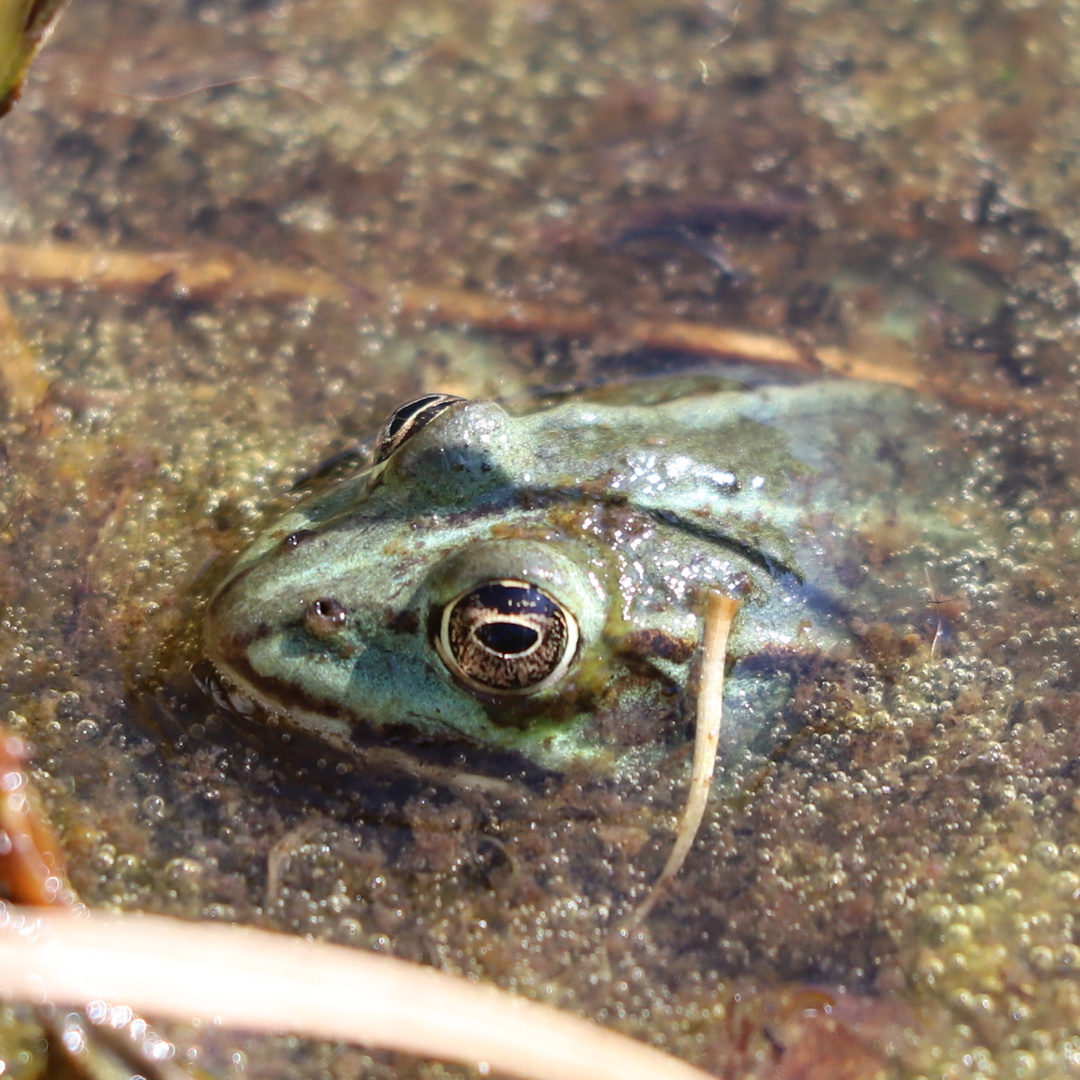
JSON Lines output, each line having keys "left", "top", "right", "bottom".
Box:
{"left": 208, "top": 647, "right": 612, "bottom": 773}
{"left": 209, "top": 654, "right": 356, "bottom": 749}
{"left": 208, "top": 664, "right": 543, "bottom": 796}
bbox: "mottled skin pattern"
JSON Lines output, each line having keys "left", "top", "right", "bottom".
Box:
{"left": 205, "top": 379, "right": 981, "bottom": 772}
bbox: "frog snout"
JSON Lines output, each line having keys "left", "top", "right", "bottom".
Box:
{"left": 203, "top": 575, "right": 258, "bottom": 677}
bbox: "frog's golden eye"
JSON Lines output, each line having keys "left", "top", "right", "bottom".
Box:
{"left": 435, "top": 579, "right": 579, "bottom": 696}
{"left": 372, "top": 394, "right": 465, "bottom": 465}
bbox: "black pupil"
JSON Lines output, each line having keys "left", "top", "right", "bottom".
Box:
{"left": 477, "top": 622, "right": 538, "bottom": 655}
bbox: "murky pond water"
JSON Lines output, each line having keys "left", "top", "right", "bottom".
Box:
{"left": 2, "top": 0, "right": 1080, "bottom": 1076}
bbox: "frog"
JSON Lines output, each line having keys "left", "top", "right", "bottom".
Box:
{"left": 204, "top": 375, "right": 986, "bottom": 775}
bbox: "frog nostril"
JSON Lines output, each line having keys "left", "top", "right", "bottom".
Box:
{"left": 283, "top": 529, "right": 315, "bottom": 548}
{"left": 304, "top": 597, "right": 348, "bottom": 639}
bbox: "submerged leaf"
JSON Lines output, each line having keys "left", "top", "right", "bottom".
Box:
{"left": 0, "top": 0, "right": 69, "bottom": 119}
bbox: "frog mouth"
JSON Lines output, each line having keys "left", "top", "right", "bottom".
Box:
{"left": 204, "top": 615, "right": 352, "bottom": 727}
{"left": 203, "top": 577, "right": 340, "bottom": 722}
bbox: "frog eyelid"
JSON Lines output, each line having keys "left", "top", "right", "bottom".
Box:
{"left": 371, "top": 394, "right": 466, "bottom": 465}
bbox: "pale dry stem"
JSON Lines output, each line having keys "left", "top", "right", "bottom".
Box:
{"left": 621, "top": 592, "right": 742, "bottom": 934}
{"left": 0, "top": 906, "right": 717, "bottom": 1080}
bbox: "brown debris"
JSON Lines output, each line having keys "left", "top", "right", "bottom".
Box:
{"left": 0, "top": 723, "right": 76, "bottom": 906}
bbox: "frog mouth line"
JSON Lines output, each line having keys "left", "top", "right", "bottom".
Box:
{"left": 209, "top": 641, "right": 354, "bottom": 724}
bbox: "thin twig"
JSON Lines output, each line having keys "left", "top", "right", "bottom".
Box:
{"left": 1, "top": 721, "right": 214, "bottom": 1080}
{"left": 394, "top": 283, "right": 823, "bottom": 375}
{"left": 0, "top": 239, "right": 923, "bottom": 386}
{"left": 0, "top": 241, "right": 346, "bottom": 301}
{"left": 0, "top": 906, "right": 717, "bottom": 1080}
{"left": 0, "top": 239, "right": 1035, "bottom": 407}
{"left": 620, "top": 593, "right": 741, "bottom": 934}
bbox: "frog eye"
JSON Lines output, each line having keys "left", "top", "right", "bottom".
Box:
{"left": 435, "top": 579, "right": 580, "bottom": 696}
{"left": 372, "top": 394, "right": 465, "bottom": 464}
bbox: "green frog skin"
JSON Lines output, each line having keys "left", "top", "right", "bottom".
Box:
{"left": 205, "top": 379, "right": 983, "bottom": 773}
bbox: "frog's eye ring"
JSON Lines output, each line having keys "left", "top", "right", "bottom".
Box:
{"left": 435, "top": 579, "right": 579, "bottom": 696}
{"left": 372, "top": 394, "right": 465, "bottom": 464}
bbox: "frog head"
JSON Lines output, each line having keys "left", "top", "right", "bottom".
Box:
{"left": 206, "top": 381, "right": 948, "bottom": 772}
{"left": 206, "top": 395, "right": 681, "bottom": 770}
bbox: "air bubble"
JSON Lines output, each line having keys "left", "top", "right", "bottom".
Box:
{"left": 1033, "top": 840, "right": 1060, "bottom": 866}
{"left": 1029, "top": 946, "right": 1054, "bottom": 974}
{"left": 74, "top": 718, "right": 99, "bottom": 740}
{"left": 92, "top": 843, "right": 117, "bottom": 870}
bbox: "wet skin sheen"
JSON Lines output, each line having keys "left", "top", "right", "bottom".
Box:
{"left": 205, "top": 379, "right": 982, "bottom": 772}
